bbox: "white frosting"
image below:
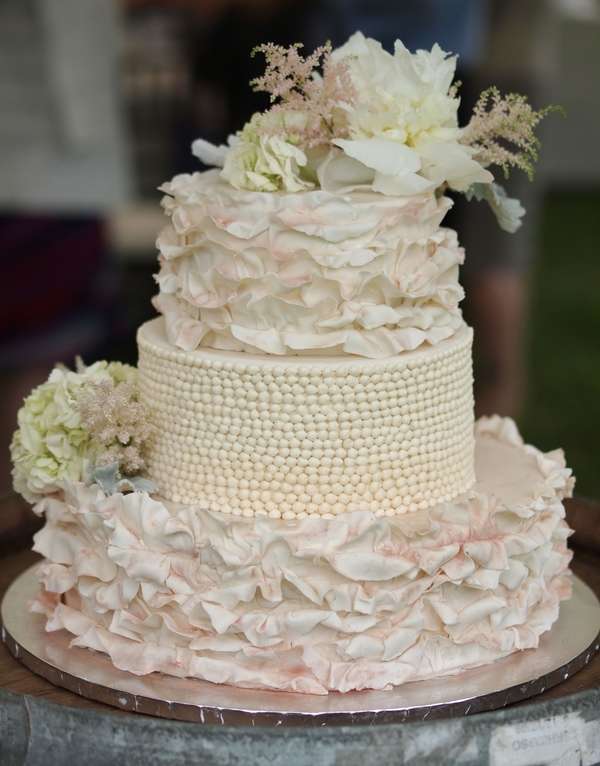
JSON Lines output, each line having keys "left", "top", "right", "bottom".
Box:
{"left": 31, "top": 417, "right": 573, "bottom": 694}
{"left": 153, "top": 170, "right": 465, "bottom": 359}
{"left": 137, "top": 318, "right": 475, "bottom": 517}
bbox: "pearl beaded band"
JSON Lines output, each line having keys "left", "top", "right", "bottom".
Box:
{"left": 137, "top": 318, "right": 475, "bottom": 518}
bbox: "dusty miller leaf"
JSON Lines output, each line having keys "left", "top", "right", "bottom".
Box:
{"left": 465, "top": 182, "right": 525, "bottom": 233}
{"left": 92, "top": 462, "right": 156, "bottom": 495}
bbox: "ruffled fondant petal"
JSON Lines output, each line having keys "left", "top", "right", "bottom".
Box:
{"left": 30, "top": 418, "right": 573, "bottom": 693}
{"left": 152, "top": 171, "right": 465, "bottom": 358}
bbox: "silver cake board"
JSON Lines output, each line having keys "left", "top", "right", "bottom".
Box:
{"left": 2, "top": 564, "right": 600, "bottom": 726}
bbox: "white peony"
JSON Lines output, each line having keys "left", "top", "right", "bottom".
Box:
{"left": 10, "top": 361, "right": 124, "bottom": 504}
{"left": 193, "top": 112, "right": 313, "bottom": 193}
{"left": 326, "top": 32, "right": 493, "bottom": 195}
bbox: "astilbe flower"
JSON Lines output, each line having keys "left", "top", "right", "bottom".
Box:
{"left": 77, "top": 377, "right": 154, "bottom": 475}
{"left": 462, "top": 87, "right": 560, "bottom": 180}
{"left": 250, "top": 42, "right": 356, "bottom": 148}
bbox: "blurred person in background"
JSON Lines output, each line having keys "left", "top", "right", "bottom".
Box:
{"left": 0, "top": 0, "right": 131, "bottom": 540}
{"left": 460, "top": 1, "right": 561, "bottom": 418}
{"left": 122, "top": 0, "right": 316, "bottom": 177}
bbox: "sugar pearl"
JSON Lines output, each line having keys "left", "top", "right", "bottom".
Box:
{"left": 137, "top": 322, "right": 475, "bottom": 519}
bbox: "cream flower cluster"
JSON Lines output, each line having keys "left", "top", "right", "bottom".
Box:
{"left": 153, "top": 170, "right": 465, "bottom": 358}
{"left": 194, "top": 33, "right": 492, "bottom": 199}
{"left": 10, "top": 361, "right": 141, "bottom": 504}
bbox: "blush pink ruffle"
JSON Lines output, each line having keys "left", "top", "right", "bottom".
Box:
{"left": 31, "top": 417, "right": 573, "bottom": 694}
{"left": 153, "top": 170, "right": 465, "bottom": 359}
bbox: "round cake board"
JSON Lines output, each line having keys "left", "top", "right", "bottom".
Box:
{"left": 2, "top": 564, "right": 599, "bottom": 726}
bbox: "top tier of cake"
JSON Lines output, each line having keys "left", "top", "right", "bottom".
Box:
{"left": 151, "top": 31, "right": 541, "bottom": 361}
{"left": 153, "top": 169, "right": 464, "bottom": 360}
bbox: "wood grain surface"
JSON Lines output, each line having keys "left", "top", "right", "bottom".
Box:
{"left": 1, "top": 497, "right": 599, "bottom": 717}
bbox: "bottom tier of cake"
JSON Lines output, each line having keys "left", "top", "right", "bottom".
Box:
{"left": 30, "top": 417, "right": 573, "bottom": 695}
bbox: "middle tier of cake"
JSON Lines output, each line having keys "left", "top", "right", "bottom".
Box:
{"left": 138, "top": 318, "right": 475, "bottom": 518}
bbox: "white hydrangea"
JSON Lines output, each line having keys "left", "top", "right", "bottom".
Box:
{"left": 10, "top": 361, "right": 124, "bottom": 503}
{"left": 193, "top": 112, "right": 313, "bottom": 193}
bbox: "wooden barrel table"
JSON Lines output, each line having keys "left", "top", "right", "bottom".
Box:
{"left": 2, "top": 497, "right": 600, "bottom": 766}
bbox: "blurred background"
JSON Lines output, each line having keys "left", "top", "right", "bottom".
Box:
{"left": 1, "top": 0, "right": 599, "bottom": 543}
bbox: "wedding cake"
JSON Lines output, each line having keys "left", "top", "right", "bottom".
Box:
{"left": 11, "top": 34, "right": 573, "bottom": 694}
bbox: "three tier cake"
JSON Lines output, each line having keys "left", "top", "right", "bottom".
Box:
{"left": 11, "top": 33, "right": 573, "bottom": 694}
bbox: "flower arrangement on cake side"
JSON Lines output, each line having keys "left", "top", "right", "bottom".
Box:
{"left": 193, "top": 32, "right": 557, "bottom": 232}
{"left": 10, "top": 361, "right": 154, "bottom": 504}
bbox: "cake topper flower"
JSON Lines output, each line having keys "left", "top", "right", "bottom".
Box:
{"left": 192, "top": 41, "right": 354, "bottom": 193}
{"left": 193, "top": 32, "right": 558, "bottom": 232}
{"left": 10, "top": 360, "right": 154, "bottom": 503}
